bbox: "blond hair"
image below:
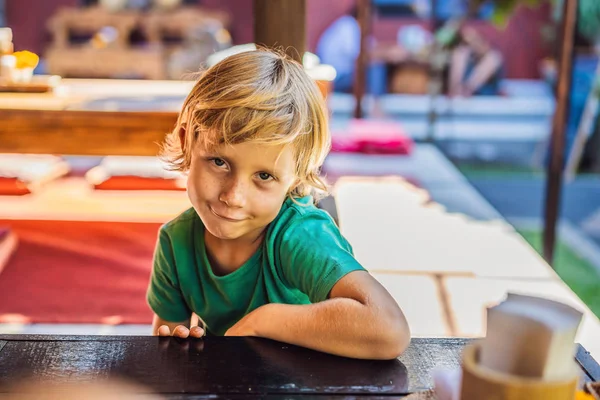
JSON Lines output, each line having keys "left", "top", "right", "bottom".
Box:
{"left": 162, "top": 48, "right": 331, "bottom": 201}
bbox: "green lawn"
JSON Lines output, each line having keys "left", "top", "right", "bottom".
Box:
{"left": 517, "top": 230, "right": 600, "bottom": 318}
{"left": 455, "top": 162, "right": 543, "bottom": 178}
{"left": 455, "top": 161, "right": 600, "bottom": 180}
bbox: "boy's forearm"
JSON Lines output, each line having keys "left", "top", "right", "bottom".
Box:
{"left": 247, "top": 299, "right": 409, "bottom": 360}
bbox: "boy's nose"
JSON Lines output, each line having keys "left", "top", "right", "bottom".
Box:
{"left": 219, "top": 179, "right": 246, "bottom": 208}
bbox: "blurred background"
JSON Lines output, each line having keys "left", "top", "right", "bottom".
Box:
{"left": 0, "top": 0, "right": 599, "bottom": 360}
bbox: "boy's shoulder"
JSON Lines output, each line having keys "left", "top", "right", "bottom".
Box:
{"left": 273, "top": 196, "right": 338, "bottom": 235}
{"left": 160, "top": 207, "right": 199, "bottom": 237}
{"left": 279, "top": 196, "right": 331, "bottom": 219}
{"left": 272, "top": 196, "right": 355, "bottom": 259}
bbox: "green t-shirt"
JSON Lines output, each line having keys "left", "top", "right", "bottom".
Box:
{"left": 146, "top": 196, "right": 365, "bottom": 336}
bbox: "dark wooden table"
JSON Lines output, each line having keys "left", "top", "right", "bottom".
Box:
{"left": 0, "top": 336, "right": 597, "bottom": 399}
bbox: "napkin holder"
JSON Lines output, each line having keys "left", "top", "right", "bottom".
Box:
{"left": 461, "top": 342, "right": 579, "bottom": 400}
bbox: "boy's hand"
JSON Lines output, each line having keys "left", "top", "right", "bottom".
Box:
{"left": 157, "top": 324, "right": 205, "bottom": 338}
{"left": 224, "top": 322, "right": 249, "bottom": 337}
{"left": 224, "top": 307, "right": 262, "bottom": 336}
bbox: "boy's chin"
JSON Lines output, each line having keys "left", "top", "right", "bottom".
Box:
{"left": 203, "top": 224, "right": 247, "bottom": 241}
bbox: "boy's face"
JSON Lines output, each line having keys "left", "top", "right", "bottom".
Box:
{"left": 187, "top": 140, "right": 298, "bottom": 242}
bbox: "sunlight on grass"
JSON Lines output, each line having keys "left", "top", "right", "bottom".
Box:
{"left": 518, "top": 230, "right": 600, "bottom": 318}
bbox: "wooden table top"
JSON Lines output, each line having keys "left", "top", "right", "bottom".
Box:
{"left": 0, "top": 76, "right": 330, "bottom": 156}
{"left": 0, "top": 79, "right": 193, "bottom": 111}
{"left": 0, "top": 336, "right": 597, "bottom": 399}
{"left": 0, "top": 79, "right": 190, "bottom": 156}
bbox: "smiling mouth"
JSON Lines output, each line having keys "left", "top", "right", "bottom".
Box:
{"left": 209, "top": 206, "right": 246, "bottom": 222}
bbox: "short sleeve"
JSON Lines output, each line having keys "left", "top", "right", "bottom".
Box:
{"left": 146, "top": 227, "right": 191, "bottom": 322}
{"left": 279, "top": 211, "right": 366, "bottom": 303}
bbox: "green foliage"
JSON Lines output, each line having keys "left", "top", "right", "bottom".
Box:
{"left": 551, "top": 0, "right": 600, "bottom": 43}
{"left": 470, "top": 0, "right": 546, "bottom": 27}
{"left": 578, "top": 0, "right": 600, "bottom": 42}
{"left": 467, "top": 0, "right": 599, "bottom": 39}
{"left": 491, "top": 0, "right": 520, "bottom": 26}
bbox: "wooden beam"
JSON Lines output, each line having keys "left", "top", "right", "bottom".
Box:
{"left": 543, "top": 0, "right": 578, "bottom": 265}
{"left": 353, "top": 0, "right": 371, "bottom": 119}
{"left": 0, "top": 109, "right": 178, "bottom": 156}
{"left": 253, "top": 0, "right": 306, "bottom": 62}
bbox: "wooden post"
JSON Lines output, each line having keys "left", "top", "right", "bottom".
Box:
{"left": 353, "top": 0, "right": 371, "bottom": 119}
{"left": 253, "top": 0, "right": 306, "bottom": 63}
{"left": 543, "top": 0, "right": 578, "bottom": 265}
{"left": 426, "top": 0, "right": 442, "bottom": 143}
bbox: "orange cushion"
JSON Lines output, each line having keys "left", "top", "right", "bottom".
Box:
{"left": 0, "top": 178, "right": 31, "bottom": 195}
{"left": 93, "top": 176, "right": 185, "bottom": 191}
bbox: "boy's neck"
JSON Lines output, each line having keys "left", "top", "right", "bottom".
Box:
{"left": 204, "top": 228, "right": 266, "bottom": 276}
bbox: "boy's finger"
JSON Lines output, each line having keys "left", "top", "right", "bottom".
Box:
{"left": 189, "top": 326, "right": 204, "bottom": 338}
{"left": 157, "top": 325, "right": 171, "bottom": 337}
{"left": 172, "top": 325, "right": 190, "bottom": 338}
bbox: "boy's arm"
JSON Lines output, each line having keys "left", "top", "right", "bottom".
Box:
{"left": 225, "top": 271, "right": 410, "bottom": 360}
{"left": 148, "top": 227, "right": 203, "bottom": 338}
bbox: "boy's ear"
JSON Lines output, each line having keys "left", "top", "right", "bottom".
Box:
{"left": 178, "top": 124, "right": 187, "bottom": 151}
{"left": 289, "top": 178, "right": 302, "bottom": 193}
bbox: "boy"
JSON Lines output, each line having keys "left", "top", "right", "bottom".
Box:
{"left": 147, "top": 49, "right": 410, "bottom": 360}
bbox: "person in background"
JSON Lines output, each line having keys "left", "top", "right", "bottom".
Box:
{"left": 447, "top": 23, "right": 504, "bottom": 97}
{"left": 316, "top": 7, "right": 361, "bottom": 93}
{"left": 316, "top": 7, "right": 388, "bottom": 116}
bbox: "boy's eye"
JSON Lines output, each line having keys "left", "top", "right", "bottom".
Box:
{"left": 212, "top": 158, "right": 226, "bottom": 167}
{"left": 258, "top": 172, "right": 273, "bottom": 181}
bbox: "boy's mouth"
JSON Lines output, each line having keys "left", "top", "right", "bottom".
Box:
{"left": 209, "top": 206, "right": 246, "bottom": 222}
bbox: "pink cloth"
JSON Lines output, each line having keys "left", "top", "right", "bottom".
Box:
{"left": 331, "top": 119, "right": 414, "bottom": 155}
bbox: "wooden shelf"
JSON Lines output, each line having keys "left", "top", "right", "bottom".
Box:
{"left": 0, "top": 108, "right": 177, "bottom": 156}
